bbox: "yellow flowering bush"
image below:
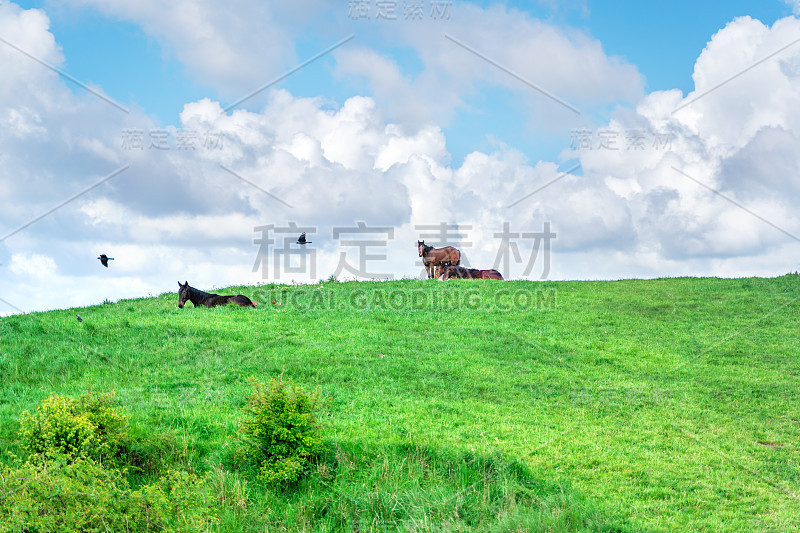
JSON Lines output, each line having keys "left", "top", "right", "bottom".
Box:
{"left": 18, "top": 390, "right": 129, "bottom": 463}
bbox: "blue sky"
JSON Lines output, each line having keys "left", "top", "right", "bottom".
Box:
{"left": 15, "top": 0, "right": 796, "bottom": 165}
{"left": 564, "top": 1, "right": 795, "bottom": 90}
{"left": 2, "top": 0, "right": 800, "bottom": 313}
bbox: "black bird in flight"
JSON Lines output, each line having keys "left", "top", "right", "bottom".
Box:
{"left": 97, "top": 254, "right": 114, "bottom": 267}
{"left": 296, "top": 232, "right": 312, "bottom": 245}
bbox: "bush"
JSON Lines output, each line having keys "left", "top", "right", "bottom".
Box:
{"left": 239, "top": 376, "right": 325, "bottom": 485}
{"left": 18, "top": 390, "right": 129, "bottom": 464}
{"left": 0, "top": 458, "right": 214, "bottom": 533}
{"left": 125, "top": 426, "right": 193, "bottom": 478}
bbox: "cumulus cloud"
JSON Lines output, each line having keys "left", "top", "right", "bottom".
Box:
{"left": 565, "top": 15, "right": 800, "bottom": 265}
{"left": 2, "top": 4, "right": 800, "bottom": 315}
{"left": 0, "top": 3, "right": 64, "bottom": 106}
{"left": 679, "top": 16, "right": 800, "bottom": 149}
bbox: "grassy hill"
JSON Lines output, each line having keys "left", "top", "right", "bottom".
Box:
{"left": 1, "top": 276, "right": 798, "bottom": 532}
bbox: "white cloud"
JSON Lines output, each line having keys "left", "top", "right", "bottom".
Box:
{"left": 3, "top": 5, "right": 800, "bottom": 316}
{"left": 59, "top": 0, "right": 296, "bottom": 99}
{"left": 334, "top": 3, "right": 644, "bottom": 130}
{"left": 9, "top": 252, "right": 57, "bottom": 279}
{"left": 783, "top": 0, "right": 800, "bottom": 16}
{"left": 680, "top": 16, "right": 800, "bottom": 149}
{"left": 0, "top": 3, "right": 64, "bottom": 109}
{"left": 559, "top": 15, "right": 800, "bottom": 265}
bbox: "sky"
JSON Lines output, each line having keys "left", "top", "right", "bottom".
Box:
{"left": 2, "top": 0, "right": 800, "bottom": 315}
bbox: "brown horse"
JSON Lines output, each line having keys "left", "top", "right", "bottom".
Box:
{"left": 177, "top": 281, "right": 257, "bottom": 308}
{"left": 438, "top": 263, "right": 503, "bottom": 280}
{"left": 418, "top": 240, "right": 460, "bottom": 279}
{"left": 472, "top": 268, "right": 503, "bottom": 280}
{"left": 436, "top": 262, "right": 463, "bottom": 279}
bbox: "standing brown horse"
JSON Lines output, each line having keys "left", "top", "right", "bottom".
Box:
{"left": 177, "top": 282, "right": 257, "bottom": 308}
{"left": 418, "top": 240, "right": 460, "bottom": 279}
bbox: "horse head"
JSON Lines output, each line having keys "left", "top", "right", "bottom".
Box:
{"left": 177, "top": 281, "right": 190, "bottom": 308}
{"left": 417, "top": 240, "right": 425, "bottom": 257}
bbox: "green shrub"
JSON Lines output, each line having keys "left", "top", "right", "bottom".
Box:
{"left": 239, "top": 376, "right": 325, "bottom": 485}
{"left": 0, "top": 458, "right": 214, "bottom": 533}
{"left": 126, "top": 426, "right": 194, "bottom": 479}
{"left": 18, "top": 390, "right": 129, "bottom": 464}
{"left": 128, "top": 468, "right": 213, "bottom": 531}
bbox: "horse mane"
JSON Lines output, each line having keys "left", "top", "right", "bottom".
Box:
{"left": 188, "top": 285, "right": 215, "bottom": 301}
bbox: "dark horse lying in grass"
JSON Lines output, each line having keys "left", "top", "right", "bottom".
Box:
{"left": 418, "top": 240, "right": 461, "bottom": 279}
{"left": 177, "top": 281, "right": 257, "bottom": 309}
{"left": 436, "top": 262, "right": 503, "bottom": 280}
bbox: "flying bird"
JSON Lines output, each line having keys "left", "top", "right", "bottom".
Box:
{"left": 97, "top": 254, "right": 114, "bottom": 267}
{"left": 296, "top": 232, "right": 312, "bottom": 245}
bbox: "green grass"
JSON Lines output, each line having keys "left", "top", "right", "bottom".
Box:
{"left": 1, "top": 276, "right": 799, "bottom": 531}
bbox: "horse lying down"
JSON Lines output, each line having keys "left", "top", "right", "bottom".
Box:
{"left": 177, "top": 281, "right": 257, "bottom": 308}
{"left": 436, "top": 263, "right": 503, "bottom": 280}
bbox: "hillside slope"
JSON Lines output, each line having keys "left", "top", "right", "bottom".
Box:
{"left": 1, "top": 277, "right": 798, "bottom": 532}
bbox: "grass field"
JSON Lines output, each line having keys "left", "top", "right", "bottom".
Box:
{"left": 1, "top": 276, "right": 798, "bottom": 532}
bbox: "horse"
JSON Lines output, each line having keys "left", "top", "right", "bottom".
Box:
{"left": 472, "top": 268, "right": 503, "bottom": 280}
{"left": 438, "top": 263, "right": 471, "bottom": 280}
{"left": 418, "top": 240, "right": 460, "bottom": 279}
{"left": 177, "top": 281, "right": 257, "bottom": 309}
{"left": 436, "top": 262, "right": 462, "bottom": 279}
{"left": 437, "top": 263, "right": 503, "bottom": 280}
